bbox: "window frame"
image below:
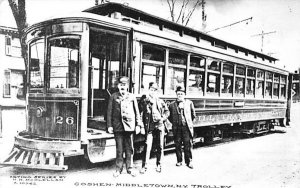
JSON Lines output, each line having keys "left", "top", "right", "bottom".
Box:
{"left": 166, "top": 49, "right": 187, "bottom": 95}
{"left": 188, "top": 54, "right": 206, "bottom": 96}
{"left": 3, "top": 69, "right": 11, "bottom": 98}
{"left": 246, "top": 67, "right": 256, "bottom": 98}
{"left": 140, "top": 44, "right": 166, "bottom": 94}
{"left": 138, "top": 43, "right": 287, "bottom": 100}
{"left": 279, "top": 75, "right": 287, "bottom": 99}
{"left": 29, "top": 38, "right": 46, "bottom": 93}
{"left": 255, "top": 69, "right": 265, "bottom": 98}
{"left": 5, "top": 35, "right": 12, "bottom": 56}
{"left": 232, "top": 64, "right": 246, "bottom": 97}
{"left": 46, "top": 35, "right": 81, "bottom": 93}
{"left": 206, "top": 58, "right": 221, "bottom": 96}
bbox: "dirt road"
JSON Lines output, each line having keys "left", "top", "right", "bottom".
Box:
{"left": 1, "top": 103, "right": 300, "bottom": 188}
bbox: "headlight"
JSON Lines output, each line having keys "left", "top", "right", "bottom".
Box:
{"left": 36, "top": 106, "right": 45, "bottom": 117}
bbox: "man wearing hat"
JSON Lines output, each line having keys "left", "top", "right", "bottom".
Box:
{"left": 138, "top": 82, "right": 169, "bottom": 173}
{"left": 107, "top": 76, "right": 144, "bottom": 177}
{"left": 168, "top": 86, "right": 196, "bottom": 169}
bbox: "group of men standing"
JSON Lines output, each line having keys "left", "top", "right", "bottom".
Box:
{"left": 107, "top": 77, "right": 196, "bottom": 177}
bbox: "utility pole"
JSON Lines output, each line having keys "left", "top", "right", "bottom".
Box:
{"left": 201, "top": 0, "right": 207, "bottom": 31}
{"left": 206, "top": 17, "right": 252, "bottom": 34}
{"left": 251, "top": 30, "right": 276, "bottom": 53}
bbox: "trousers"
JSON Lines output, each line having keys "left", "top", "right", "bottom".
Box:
{"left": 114, "top": 132, "right": 134, "bottom": 172}
{"left": 142, "top": 128, "right": 164, "bottom": 167}
{"left": 174, "top": 125, "right": 192, "bottom": 165}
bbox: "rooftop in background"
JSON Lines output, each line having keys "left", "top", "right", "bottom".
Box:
{"left": 0, "top": 25, "right": 19, "bottom": 37}
{"left": 84, "top": 2, "right": 278, "bottom": 64}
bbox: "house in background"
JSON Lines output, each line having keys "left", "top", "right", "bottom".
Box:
{"left": 292, "top": 68, "right": 300, "bottom": 102}
{"left": 0, "top": 26, "right": 26, "bottom": 139}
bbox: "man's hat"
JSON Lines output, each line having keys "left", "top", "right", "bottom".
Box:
{"left": 149, "top": 82, "right": 159, "bottom": 90}
{"left": 118, "top": 76, "right": 129, "bottom": 84}
{"left": 176, "top": 85, "right": 186, "bottom": 93}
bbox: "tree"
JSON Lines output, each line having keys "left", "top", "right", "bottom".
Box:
{"left": 165, "top": 0, "right": 204, "bottom": 27}
{"left": 8, "top": 0, "right": 28, "bottom": 70}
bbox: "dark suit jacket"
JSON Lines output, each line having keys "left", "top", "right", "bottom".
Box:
{"left": 168, "top": 99, "right": 196, "bottom": 137}
{"left": 107, "top": 92, "right": 142, "bottom": 132}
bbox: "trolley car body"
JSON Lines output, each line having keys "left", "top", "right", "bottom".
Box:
{"left": 1, "top": 3, "right": 290, "bottom": 170}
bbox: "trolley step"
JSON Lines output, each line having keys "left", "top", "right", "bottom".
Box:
{"left": 1, "top": 145, "right": 68, "bottom": 171}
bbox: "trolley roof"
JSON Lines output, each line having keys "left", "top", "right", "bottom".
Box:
{"left": 84, "top": 2, "right": 278, "bottom": 62}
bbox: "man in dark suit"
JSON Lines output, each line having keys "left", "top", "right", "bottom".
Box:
{"left": 168, "top": 86, "right": 196, "bottom": 169}
{"left": 138, "top": 82, "right": 169, "bottom": 173}
{"left": 107, "top": 76, "right": 144, "bottom": 177}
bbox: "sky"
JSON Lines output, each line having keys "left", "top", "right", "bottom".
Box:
{"left": 1, "top": 0, "right": 300, "bottom": 72}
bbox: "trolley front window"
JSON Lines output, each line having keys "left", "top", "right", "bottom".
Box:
{"left": 29, "top": 39, "right": 45, "bottom": 91}
{"left": 48, "top": 36, "right": 80, "bottom": 91}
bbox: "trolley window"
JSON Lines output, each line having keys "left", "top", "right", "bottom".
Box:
{"left": 141, "top": 64, "right": 164, "bottom": 94}
{"left": 236, "top": 65, "right": 245, "bottom": 76}
{"left": 207, "top": 59, "right": 220, "bottom": 71}
{"left": 273, "top": 73, "right": 280, "bottom": 98}
{"left": 189, "top": 55, "right": 205, "bottom": 95}
{"left": 221, "top": 62, "right": 233, "bottom": 96}
{"left": 246, "top": 79, "right": 255, "bottom": 96}
{"left": 221, "top": 75, "right": 233, "bottom": 94}
{"left": 266, "top": 71, "right": 273, "bottom": 81}
{"left": 235, "top": 65, "right": 245, "bottom": 97}
{"left": 190, "top": 55, "right": 205, "bottom": 69}
{"left": 207, "top": 58, "right": 221, "bottom": 95}
{"left": 280, "top": 75, "right": 286, "bottom": 83}
{"left": 247, "top": 67, "right": 255, "bottom": 78}
{"left": 280, "top": 84, "right": 286, "bottom": 98}
{"left": 257, "top": 69, "right": 265, "bottom": 80}
{"left": 167, "top": 67, "right": 186, "bottom": 95}
{"left": 246, "top": 67, "right": 255, "bottom": 97}
{"left": 166, "top": 50, "right": 186, "bottom": 95}
{"left": 235, "top": 77, "right": 245, "bottom": 95}
{"left": 223, "top": 62, "right": 233, "bottom": 74}
{"left": 256, "top": 81, "right": 264, "bottom": 97}
{"left": 273, "top": 83, "right": 279, "bottom": 98}
{"left": 274, "top": 74, "right": 280, "bottom": 82}
{"left": 265, "top": 71, "right": 273, "bottom": 98}
{"left": 141, "top": 44, "right": 165, "bottom": 94}
{"left": 265, "top": 82, "right": 272, "bottom": 98}
{"left": 189, "top": 70, "right": 204, "bottom": 95}
{"left": 207, "top": 73, "right": 220, "bottom": 94}
{"left": 280, "top": 75, "right": 287, "bottom": 98}
{"left": 47, "top": 36, "right": 80, "bottom": 92}
{"left": 143, "top": 44, "right": 164, "bottom": 62}
{"left": 29, "top": 39, "right": 45, "bottom": 92}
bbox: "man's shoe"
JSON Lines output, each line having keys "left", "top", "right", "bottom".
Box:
{"left": 140, "top": 167, "right": 147, "bottom": 174}
{"left": 156, "top": 165, "right": 161, "bottom": 173}
{"left": 128, "top": 170, "right": 137, "bottom": 177}
{"left": 113, "top": 171, "right": 121, "bottom": 177}
{"left": 187, "top": 163, "right": 193, "bottom": 169}
{"left": 176, "top": 162, "right": 182, "bottom": 166}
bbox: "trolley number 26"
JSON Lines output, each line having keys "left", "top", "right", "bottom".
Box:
{"left": 56, "top": 116, "right": 75, "bottom": 125}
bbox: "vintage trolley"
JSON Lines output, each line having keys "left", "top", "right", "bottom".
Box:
{"left": 1, "top": 2, "right": 291, "bottom": 170}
